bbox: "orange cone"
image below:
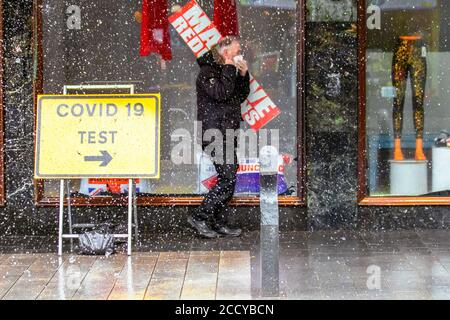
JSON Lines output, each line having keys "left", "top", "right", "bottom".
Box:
{"left": 393, "top": 138, "right": 404, "bottom": 161}
{"left": 415, "top": 138, "right": 426, "bottom": 161}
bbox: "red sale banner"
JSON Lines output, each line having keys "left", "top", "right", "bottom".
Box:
{"left": 168, "top": 0, "right": 281, "bottom": 132}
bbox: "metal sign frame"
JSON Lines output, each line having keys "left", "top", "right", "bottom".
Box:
{"left": 55, "top": 84, "right": 139, "bottom": 256}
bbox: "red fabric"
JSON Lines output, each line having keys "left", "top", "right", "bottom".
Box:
{"left": 106, "top": 182, "right": 122, "bottom": 194}
{"left": 140, "top": 0, "right": 172, "bottom": 60}
{"left": 214, "top": 0, "right": 239, "bottom": 37}
{"left": 202, "top": 175, "right": 218, "bottom": 190}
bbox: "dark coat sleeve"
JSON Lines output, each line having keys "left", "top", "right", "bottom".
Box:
{"left": 236, "top": 71, "right": 251, "bottom": 103}
{"left": 197, "top": 65, "right": 238, "bottom": 102}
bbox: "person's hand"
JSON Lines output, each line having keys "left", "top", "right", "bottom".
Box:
{"left": 235, "top": 60, "right": 248, "bottom": 76}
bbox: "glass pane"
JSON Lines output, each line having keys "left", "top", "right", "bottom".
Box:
{"left": 366, "top": 0, "right": 450, "bottom": 196}
{"left": 41, "top": 0, "right": 299, "bottom": 198}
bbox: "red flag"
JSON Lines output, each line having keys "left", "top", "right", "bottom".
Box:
{"left": 140, "top": 0, "right": 172, "bottom": 60}
{"left": 214, "top": 0, "right": 239, "bottom": 36}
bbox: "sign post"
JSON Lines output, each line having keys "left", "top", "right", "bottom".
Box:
{"left": 35, "top": 94, "right": 161, "bottom": 255}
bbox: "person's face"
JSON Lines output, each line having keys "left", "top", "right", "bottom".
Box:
{"left": 223, "top": 41, "right": 242, "bottom": 60}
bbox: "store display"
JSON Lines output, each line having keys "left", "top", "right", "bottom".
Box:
{"left": 389, "top": 160, "right": 428, "bottom": 195}
{"left": 168, "top": 0, "right": 282, "bottom": 131}
{"left": 392, "top": 35, "right": 427, "bottom": 161}
{"left": 79, "top": 178, "right": 151, "bottom": 196}
{"left": 41, "top": 0, "right": 298, "bottom": 198}
{"left": 434, "top": 130, "right": 450, "bottom": 147}
{"left": 140, "top": 0, "right": 172, "bottom": 60}
{"left": 197, "top": 152, "right": 293, "bottom": 195}
{"left": 432, "top": 147, "right": 450, "bottom": 192}
{"left": 214, "top": 0, "right": 239, "bottom": 36}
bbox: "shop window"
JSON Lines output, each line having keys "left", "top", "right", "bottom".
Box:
{"left": 359, "top": 0, "right": 450, "bottom": 205}
{"left": 33, "top": 0, "right": 305, "bottom": 206}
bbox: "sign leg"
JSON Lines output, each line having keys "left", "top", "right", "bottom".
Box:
{"left": 58, "top": 179, "right": 64, "bottom": 256}
{"left": 66, "top": 180, "right": 73, "bottom": 252}
{"left": 127, "top": 179, "right": 132, "bottom": 256}
{"left": 133, "top": 180, "right": 138, "bottom": 243}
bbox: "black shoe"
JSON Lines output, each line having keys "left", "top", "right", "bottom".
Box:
{"left": 187, "top": 216, "right": 220, "bottom": 239}
{"left": 213, "top": 225, "right": 242, "bottom": 237}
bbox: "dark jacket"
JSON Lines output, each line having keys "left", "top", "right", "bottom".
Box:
{"left": 196, "top": 50, "right": 250, "bottom": 136}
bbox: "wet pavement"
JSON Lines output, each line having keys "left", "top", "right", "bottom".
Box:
{"left": 1, "top": 230, "right": 450, "bottom": 299}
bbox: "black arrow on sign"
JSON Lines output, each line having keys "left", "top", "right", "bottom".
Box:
{"left": 84, "top": 150, "right": 113, "bottom": 167}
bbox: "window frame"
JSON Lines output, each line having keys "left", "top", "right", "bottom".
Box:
{"left": 357, "top": 0, "right": 450, "bottom": 206}
{"left": 0, "top": 0, "right": 5, "bottom": 206}
{"left": 32, "top": 0, "right": 306, "bottom": 207}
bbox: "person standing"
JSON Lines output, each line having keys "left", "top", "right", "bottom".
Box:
{"left": 188, "top": 36, "right": 250, "bottom": 238}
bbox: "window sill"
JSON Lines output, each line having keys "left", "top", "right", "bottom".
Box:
{"left": 358, "top": 196, "right": 450, "bottom": 206}
{"left": 35, "top": 195, "right": 305, "bottom": 207}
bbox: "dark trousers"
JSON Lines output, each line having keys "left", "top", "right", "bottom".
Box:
{"left": 194, "top": 136, "right": 239, "bottom": 226}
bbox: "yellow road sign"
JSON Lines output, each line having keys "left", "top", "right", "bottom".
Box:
{"left": 35, "top": 94, "right": 160, "bottom": 178}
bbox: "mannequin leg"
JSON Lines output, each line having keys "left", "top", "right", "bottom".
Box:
{"left": 392, "top": 42, "right": 408, "bottom": 160}
{"left": 415, "top": 138, "right": 426, "bottom": 160}
{"left": 394, "top": 138, "right": 404, "bottom": 161}
{"left": 410, "top": 48, "right": 427, "bottom": 161}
